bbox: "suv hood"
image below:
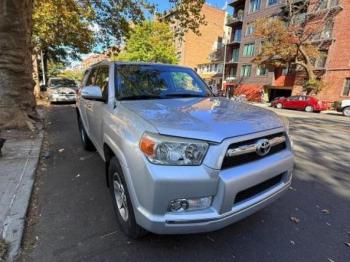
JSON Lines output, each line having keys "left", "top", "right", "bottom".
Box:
{"left": 121, "top": 97, "right": 283, "bottom": 143}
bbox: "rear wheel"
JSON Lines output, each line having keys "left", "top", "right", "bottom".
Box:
{"left": 276, "top": 103, "right": 283, "bottom": 109}
{"left": 305, "top": 105, "right": 314, "bottom": 112}
{"left": 77, "top": 116, "right": 95, "bottom": 151}
{"left": 108, "top": 157, "right": 147, "bottom": 239}
{"left": 343, "top": 107, "right": 350, "bottom": 117}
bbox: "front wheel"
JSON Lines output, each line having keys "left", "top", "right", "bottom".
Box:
{"left": 305, "top": 105, "right": 314, "bottom": 112}
{"left": 108, "top": 157, "right": 147, "bottom": 239}
{"left": 343, "top": 107, "right": 350, "bottom": 117}
{"left": 276, "top": 103, "right": 283, "bottom": 109}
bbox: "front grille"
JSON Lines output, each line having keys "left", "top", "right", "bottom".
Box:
{"left": 234, "top": 174, "right": 284, "bottom": 204}
{"left": 221, "top": 133, "right": 287, "bottom": 169}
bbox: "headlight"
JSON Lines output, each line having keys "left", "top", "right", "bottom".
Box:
{"left": 139, "top": 132, "right": 209, "bottom": 166}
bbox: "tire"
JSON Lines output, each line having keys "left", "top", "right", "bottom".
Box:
{"left": 276, "top": 103, "right": 283, "bottom": 109}
{"left": 343, "top": 107, "right": 350, "bottom": 117}
{"left": 108, "top": 157, "right": 147, "bottom": 239}
{"left": 305, "top": 105, "right": 314, "bottom": 112}
{"left": 77, "top": 115, "right": 95, "bottom": 151}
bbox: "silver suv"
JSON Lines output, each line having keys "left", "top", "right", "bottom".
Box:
{"left": 76, "top": 61, "right": 294, "bottom": 238}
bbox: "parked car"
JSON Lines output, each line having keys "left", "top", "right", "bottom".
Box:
{"left": 46, "top": 77, "right": 78, "bottom": 103}
{"left": 76, "top": 61, "right": 294, "bottom": 238}
{"left": 335, "top": 99, "right": 350, "bottom": 117}
{"left": 271, "top": 95, "right": 328, "bottom": 112}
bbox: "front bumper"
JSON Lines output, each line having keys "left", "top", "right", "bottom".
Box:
{"left": 49, "top": 94, "right": 76, "bottom": 102}
{"left": 128, "top": 129, "right": 294, "bottom": 234}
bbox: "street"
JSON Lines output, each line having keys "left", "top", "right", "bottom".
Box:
{"left": 19, "top": 104, "right": 350, "bottom": 262}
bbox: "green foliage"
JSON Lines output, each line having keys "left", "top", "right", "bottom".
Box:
{"left": 116, "top": 21, "right": 178, "bottom": 64}
{"left": 58, "top": 69, "right": 84, "bottom": 83}
{"left": 89, "top": 0, "right": 206, "bottom": 48}
{"left": 304, "top": 79, "right": 324, "bottom": 94}
{"left": 32, "top": 0, "right": 95, "bottom": 60}
{"left": 47, "top": 61, "right": 65, "bottom": 78}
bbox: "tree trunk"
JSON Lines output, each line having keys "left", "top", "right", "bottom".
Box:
{"left": 0, "top": 0, "right": 36, "bottom": 130}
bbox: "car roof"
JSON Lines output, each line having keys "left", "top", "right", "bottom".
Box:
{"left": 88, "top": 60, "right": 192, "bottom": 70}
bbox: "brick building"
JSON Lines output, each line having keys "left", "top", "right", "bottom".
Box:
{"left": 172, "top": 4, "right": 227, "bottom": 87}
{"left": 225, "top": 0, "right": 349, "bottom": 102}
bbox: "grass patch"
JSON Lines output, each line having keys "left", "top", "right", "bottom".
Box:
{"left": 0, "top": 239, "right": 8, "bottom": 262}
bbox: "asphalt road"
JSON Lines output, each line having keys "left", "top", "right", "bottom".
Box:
{"left": 19, "top": 104, "right": 350, "bottom": 262}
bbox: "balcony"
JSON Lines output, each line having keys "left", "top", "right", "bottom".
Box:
{"left": 228, "top": 0, "right": 245, "bottom": 7}
{"left": 308, "top": 0, "right": 343, "bottom": 18}
{"left": 226, "top": 12, "right": 244, "bottom": 27}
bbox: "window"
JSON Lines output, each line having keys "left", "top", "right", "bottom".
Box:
{"left": 232, "top": 48, "right": 240, "bottom": 62}
{"left": 233, "top": 29, "right": 242, "bottom": 42}
{"left": 243, "top": 43, "right": 255, "bottom": 56}
{"left": 256, "top": 65, "right": 268, "bottom": 76}
{"left": 268, "top": 0, "right": 278, "bottom": 6}
{"left": 322, "top": 23, "right": 333, "bottom": 39}
{"left": 342, "top": 78, "right": 350, "bottom": 96}
{"left": 249, "top": 0, "right": 261, "bottom": 13}
{"left": 86, "top": 68, "right": 98, "bottom": 86}
{"left": 241, "top": 65, "right": 252, "bottom": 77}
{"left": 245, "top": 24, "right": 254, "bottom": 36}
{"left": 314, "top": 52, "right": 328, "bottom": 68}
{"left": 317, "top": 0, "right": 328, "bottom": 10}
{"left": 96, "top": 66, "right": 109, "bottom": 100}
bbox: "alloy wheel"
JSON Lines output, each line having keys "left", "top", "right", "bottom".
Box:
{"left": 113, "top": 172, "right": 129, "bottom": 222}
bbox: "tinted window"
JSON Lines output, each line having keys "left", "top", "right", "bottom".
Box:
{"left": 96, "top": 66, "right": 109, "bottom": 100}
{"left": 116, "top": 65, "right": 212, "bottom": 100}
{"left": 86, "top": 68, "right": 98, "bottom": 86}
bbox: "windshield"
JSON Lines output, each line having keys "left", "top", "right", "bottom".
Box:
{"left": 49, "top": 79, "right": 77, "bottom": 88}
{"left": 116, "top": 65, "right": 212, "bottom": 100}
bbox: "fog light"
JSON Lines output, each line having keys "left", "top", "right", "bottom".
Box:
{"left": 169, "top": 197, "right": 212, "bottom": 212}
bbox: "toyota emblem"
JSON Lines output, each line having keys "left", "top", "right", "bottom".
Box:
{"left": 256, "top": 139, "right": 271, "bottom": 156}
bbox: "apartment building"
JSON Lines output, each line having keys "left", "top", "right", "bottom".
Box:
{"left": 225, "top": 0, "right": 349, "bottom": 102}
{"left": 171, "top": 4, "right": 226, "bottom": 87}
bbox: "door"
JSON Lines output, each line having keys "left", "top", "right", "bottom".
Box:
{"left": 80, "top": 68, "right": 97, "bottom": 135}
{"left": 283, "top": 96, "right": 297, "bottom": 109}
{"left": 86, "top": 65, "right": 110, "bottom": 151}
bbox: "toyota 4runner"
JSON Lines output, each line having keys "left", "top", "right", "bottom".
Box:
{"left": 76, "top": 61, "right": 294, "bottom": 238}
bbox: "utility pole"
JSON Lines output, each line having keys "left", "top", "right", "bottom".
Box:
{"left": 41, "top": 50, "right": 46, "bottom": 86}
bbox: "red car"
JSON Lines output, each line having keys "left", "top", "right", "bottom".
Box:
{"left": 271, "top": 96, "right": 328, "bottom": 112}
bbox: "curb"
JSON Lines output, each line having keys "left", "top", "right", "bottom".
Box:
{"left": 0, "top": 132, "right": 44, "bottom": 261}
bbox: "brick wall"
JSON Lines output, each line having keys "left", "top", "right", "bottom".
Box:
{"left": 180, "top": 4, "right": 226, "bottom": 69}
{"left": 317, "top": 0, "right": 350, "bottom": 102}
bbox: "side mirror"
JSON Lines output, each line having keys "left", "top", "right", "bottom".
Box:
{"left": 40, "top": 84, "right": 47, "bottom": 92}
{"left": 81, "top": 86, "right": 104, "bottom": 101}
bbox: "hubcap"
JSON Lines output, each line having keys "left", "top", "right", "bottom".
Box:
{"left": 306, "top": 106, "right": 313, "bottom": 112}
{"left": 113, "top": 172, "right": 129, "bottom": 221}
{"left": 344, "top": 108, "right": 350, "bottom": 117}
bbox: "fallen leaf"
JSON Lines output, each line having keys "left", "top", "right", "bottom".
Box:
{"left": 58, "top": 149, "right": 64, "bottom": 153}
{"left": 206, "top": 235, "right": 215, "bottom": 242}
{"left": 321, "top": 209, "right": 330, "bottom": 214}
{"left": 290, "top": 216, "right": 300, "bottom": 224}
{"left": 289, "top": 186, "right": 296, "bottom": 191}
{"left": 79, "top": 157, "right": 85, "bottom": 161}
{"left": 75, "top": 174, "right": 80, "bottom": 178}
{"left": 326, "top": 222, "right": 331, "bottom": 226}
{"left": 290, "top": 240, "right": 295, "bottom": 245}
{"left": 345, "top": 242, "right": 350, "bottom": 248}
{"left": 328, "top": 258, "right": 335, "bottom": 262}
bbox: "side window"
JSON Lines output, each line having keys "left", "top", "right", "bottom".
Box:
{"left": 81, "top": 70, "right": 90, "bottom": 87}
{"left": 86, "top": 68, "right": 98, "bottom": 86}
{"left": 170, "top": 72, "right": 201, "bottom": 93}
{"left": 96, "top": 66, "right": 110, "bottom": 101}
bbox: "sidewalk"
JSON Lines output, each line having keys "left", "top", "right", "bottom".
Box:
{"left": 0, "top": 130, "right": 43, "bottom": 261}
